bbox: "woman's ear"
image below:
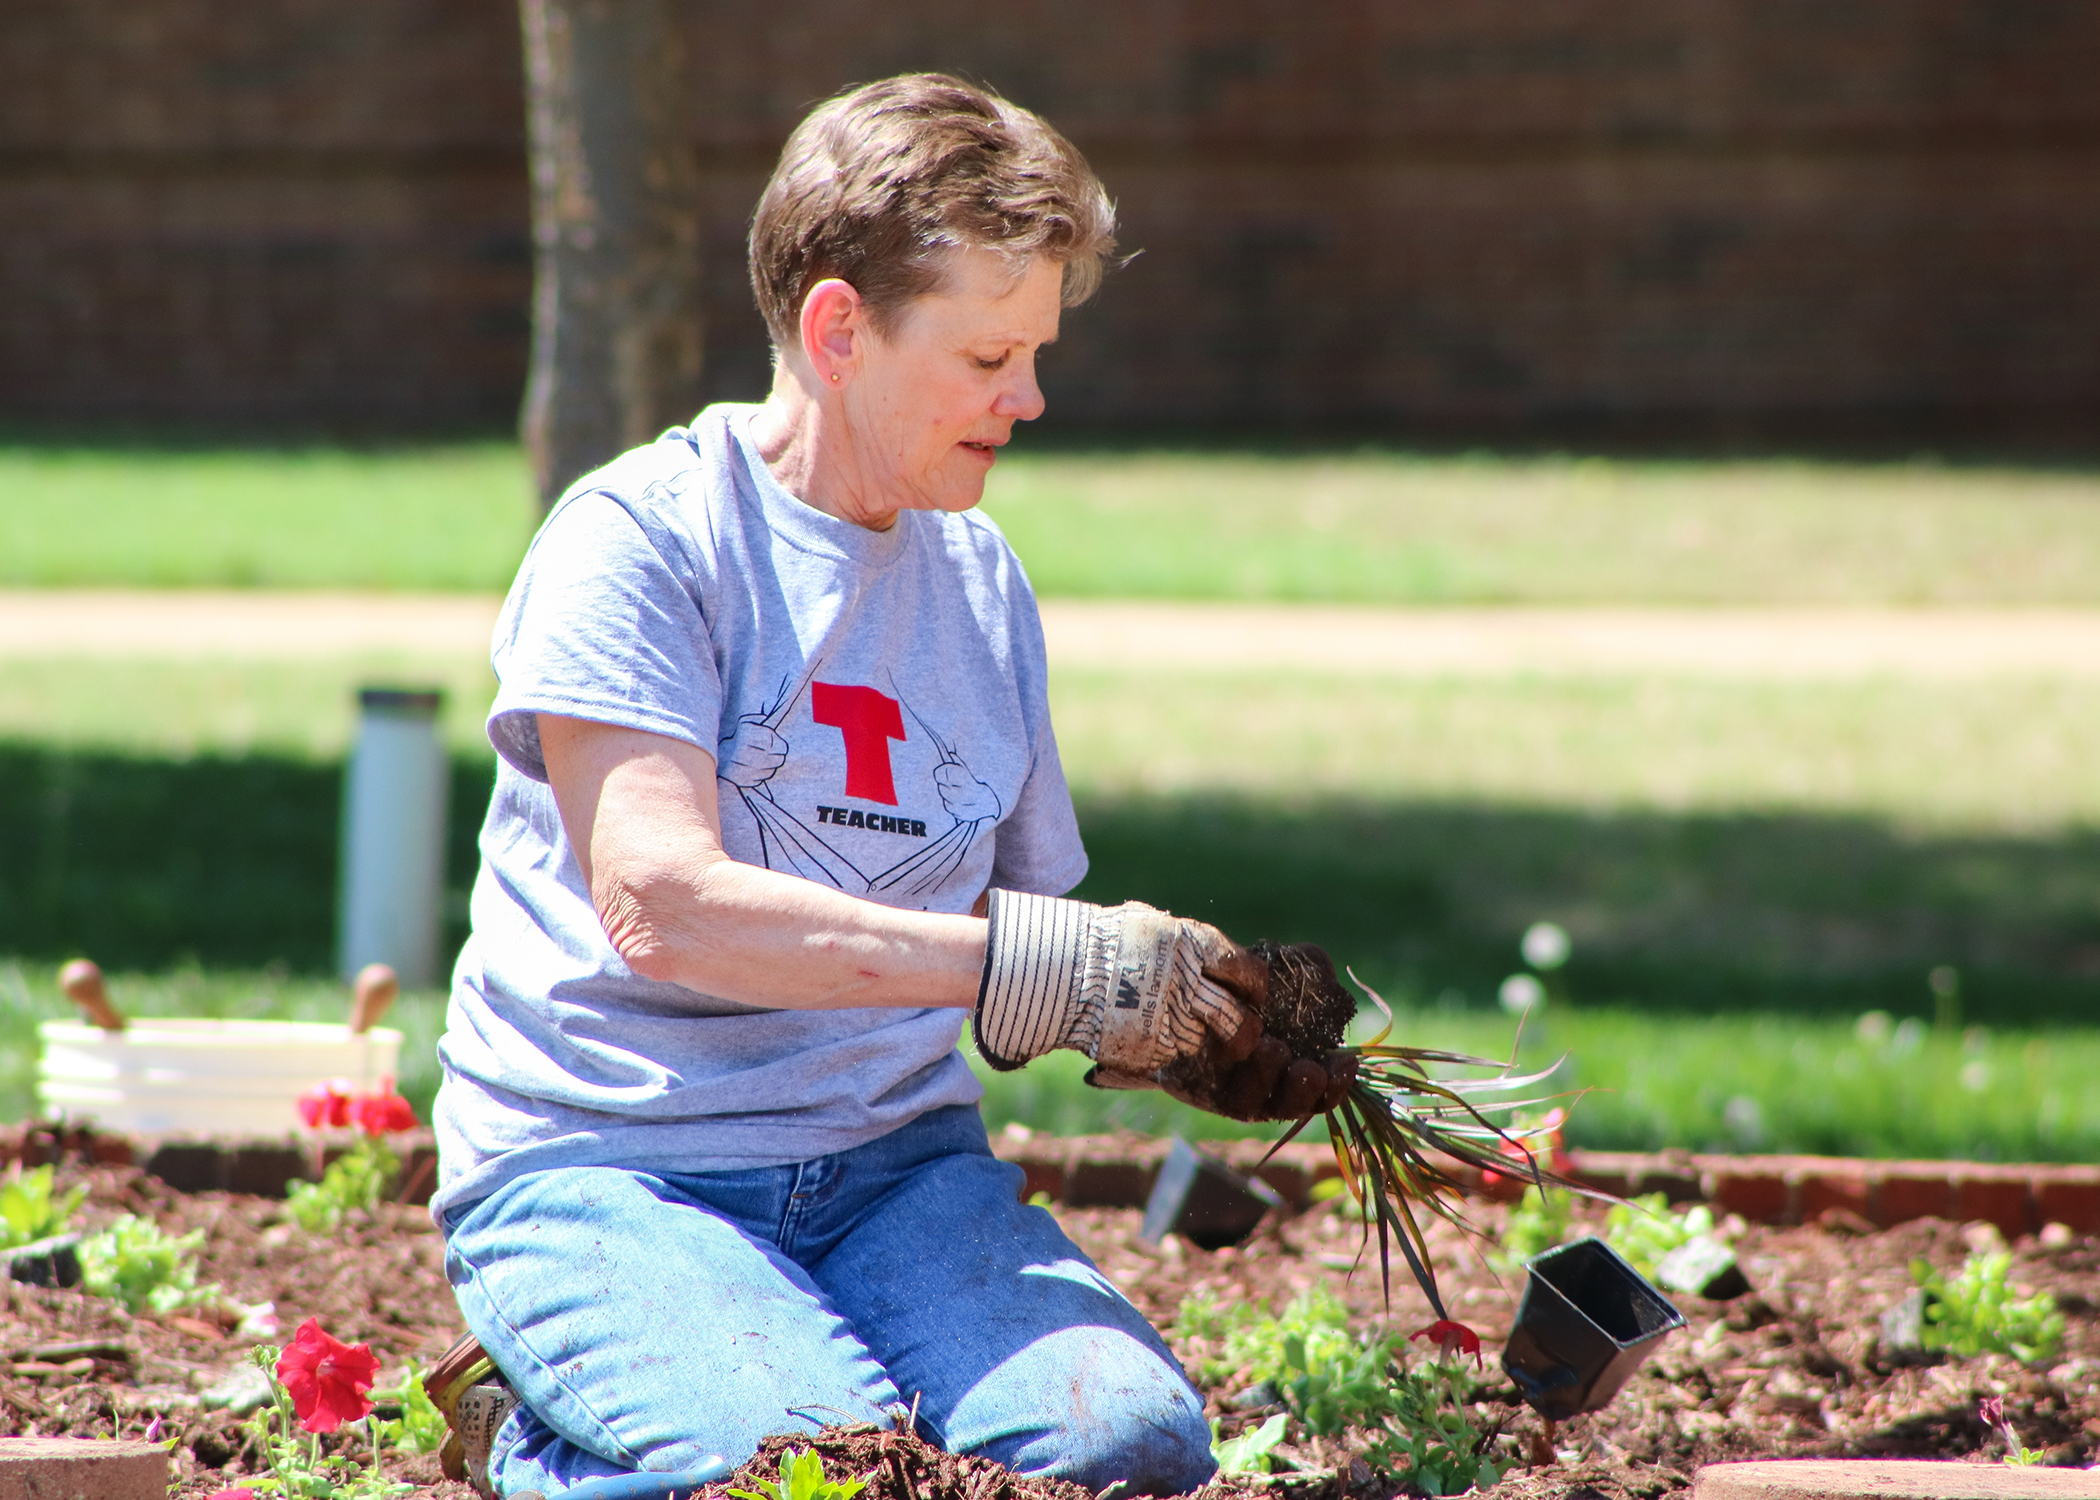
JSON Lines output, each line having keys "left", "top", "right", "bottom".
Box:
{"left": 799, "top": 278, "right": 863, "bottom": 388}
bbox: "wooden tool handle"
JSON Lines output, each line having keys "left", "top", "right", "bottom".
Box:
{"left": 350, "top": 964, "right": 399, "bottom": 1034}
{"left": 58, "top": 959, "right": 125, "bottom": 1032}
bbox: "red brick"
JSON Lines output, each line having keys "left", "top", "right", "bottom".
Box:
{"left": 1871, "top": 1166, "right": 1955, "bottom": 1227}
{"left": 1709, "top": 1166, "right": 1790, "bottom": 1224}
{"left": 7, "top": 2, "right": 2100, "bottom": 436}
{"left": 1794, "top": 1163, "right": 1870, "bottom": 1223}
{"left": 1951, "top": 1172, "right": 2033, "bottom": 1239}
{"left": 1566, "top": 1151, "right": 1646, "bottom": 1200}
{"left": 2034, "top": 1171, "right": 2100, "bottom": 1235}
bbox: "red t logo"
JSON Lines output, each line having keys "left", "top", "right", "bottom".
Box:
{"left": 810, "top": 682, "right": 907, "bottom": 805}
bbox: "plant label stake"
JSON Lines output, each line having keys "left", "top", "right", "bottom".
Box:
{"left": 1502, "top": 1237, "right": 1685, "bottom": 1421}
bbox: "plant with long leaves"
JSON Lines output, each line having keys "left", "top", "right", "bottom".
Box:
{"left": 1251, "top": 945, "right": 1587, "bottom": 1318}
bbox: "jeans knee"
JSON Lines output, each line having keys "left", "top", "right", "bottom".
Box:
{"left": 948, "top": 1329, "right": 1216, "bottom": 1496}
{"left": 1042, "top": 1399, "right": 1216, "bottom": 1497}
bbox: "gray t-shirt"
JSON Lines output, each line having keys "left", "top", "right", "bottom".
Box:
{"left": 431, "top": 405, "right": 1087, "bottom": 1217}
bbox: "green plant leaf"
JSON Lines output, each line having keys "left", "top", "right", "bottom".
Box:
{"left": 1212, "top": 1412, "right": 1288, "bottom": 1474}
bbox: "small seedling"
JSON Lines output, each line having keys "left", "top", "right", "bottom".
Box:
{"left": 1914, "top": 1252, "right": 2063, "bottom": 1364}
{"left": 1358, "top": 1355, "right": 1503, "bottom": 1498}
{"left": 78, "top": 1214, "right": 217, "bottom": 1314}
{"left": 1210, "top": 1412, "right": 1287, "bottom": 1474}
{"left": 287, "top": 1140, "right": 398, "bottom": 1233}
{"left": 726, "top": 1448, "right": 870, "bottom": 1500}
{"left": 1495, "top": 1185, "right": 1573, "bottom": 1271}
{"left": 371, "top": 1363, "right": 449, "bottom": 1457}
{"left": 1175, "top": 1287, "right": 1505, "bottom": 1493}
{"left": 1605, "top": 1193, "right": 1719, "bottom": 1279}
{"left": 1979, "top": 1394, "right": 2046, "bottom": 1466}
{"left": 0, "top": 1164, "right": 85, "bottom": 1248}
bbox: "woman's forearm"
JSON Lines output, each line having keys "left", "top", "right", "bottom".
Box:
{"left": 541, "top": 712, "right": 988, "bottom": 1012}
{"left": 604, "top": 850, "right": 987, "bottom": 1010}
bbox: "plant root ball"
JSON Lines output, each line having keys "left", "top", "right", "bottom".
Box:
{"left": 1249, "top": 941, "right": 1357, "bottom": 1056}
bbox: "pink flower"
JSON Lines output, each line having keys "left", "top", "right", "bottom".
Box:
{"left": 349, "top": 1079, "right": 417, "bottom": 1137}
{"left": 296, "top": 1082, "right": 353, "bottom": 1130}
{"left": 1979, "top": 1394, "right": 2006, "bottom": 1427}
{"left": 1412, "top": 1318, "right": 1484, "bottom": 1369}
{"left": 1482, "top": 1108, "right": 1571, "bottom": 1188}
{"left": 275, "top": 1317, "right": 379, "bottom": 1433}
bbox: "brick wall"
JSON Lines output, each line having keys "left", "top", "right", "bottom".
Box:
{"left": 6, "top": 0, "right": 2098, "bottom": 438}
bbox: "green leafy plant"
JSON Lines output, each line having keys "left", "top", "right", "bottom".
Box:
{"left": 1358, "top": 1355, "right": 1503, "bottom": 1499}
{"left": 286, "top": 1142, "right": 398, "bottom": 1234}
{"left": 1605, "top": 1192, "right": 1721, "bottom": 1279}
{"left": 1914, "top": 1252, "right": 2064, "bottom": 1364}
{"left": 1175, "top": 1288, "right": 1505, "bottom": 1494}
{"left": 0, "top": 1164, "right": 85, "bottom": 1248}
{"left": 370, "top": 1363, "right": 448, "bottom": 1457}
{"left": 726, "top": 1448, "right": 870, "bottom": 1500}
{"left": 1211, "top": 1412, "right": 1287, "bottom": 1475}
{"left": 78, "top": 1214, "right": 216, "bottom": 1314}
{"left": 1495, "top": 1185, "right": 1573, "bottom": 1271}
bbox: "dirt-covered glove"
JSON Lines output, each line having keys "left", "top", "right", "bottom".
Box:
{"left": 1155, "top": 940, "right": 1360, "bottom": 1123}
{"left": 974, "top": 890, "right": 1263, "bottom": 1078}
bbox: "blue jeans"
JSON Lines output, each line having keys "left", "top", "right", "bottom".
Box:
{"left": 442, "top": 1106, "right": 1215, "bottom": 1497}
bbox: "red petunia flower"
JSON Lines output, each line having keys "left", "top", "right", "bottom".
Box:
{"left": 1412, "top": 1318, "right": 1484, "bottom": 1369}
{"left": 349, "top": 1079, "right": 417, "bottom": 1137}
{"left": 275, "top": 1317, "right": 380, "bottom": 1433}
{"left": 296, "top": 1082, "right": 354, "bottom": 1130}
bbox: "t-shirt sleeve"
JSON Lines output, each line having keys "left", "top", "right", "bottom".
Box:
{"left": 990, "top": 713, "right": 1089, "bottom": 897}
{"left": 986, "top": 564, "right": 1088, "bottom": 897}
{"left": 486, "top": 492, "right": 723, "bottom": 783}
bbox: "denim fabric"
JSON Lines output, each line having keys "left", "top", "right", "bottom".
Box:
{"left": 443, "top": 1106, "right": 1215, "bottom": 1498}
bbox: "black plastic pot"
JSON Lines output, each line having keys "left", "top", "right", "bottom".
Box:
{"left": 5, "top": 1234, "right": 82, "bottom": 1290}
{"left": 1501, "top": 1237, "right": 1685, "bottom": 1421}
{"left": 1139, "top": 1138, "right": 1284, "bottom": 1250}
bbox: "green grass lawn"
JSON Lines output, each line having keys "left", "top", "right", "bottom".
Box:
{"left": 5, "top": 657, "right": 2098, "bottom": 1020}
{"left": 7, "top": 437, "right": 2100, "bottom": 603}
{"left": 0, "top": 442, "right": 537, "bottom": 591}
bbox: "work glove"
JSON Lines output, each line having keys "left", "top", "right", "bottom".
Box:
{"left": 974, "top": 890, "right": 1354, "bottom": 1121}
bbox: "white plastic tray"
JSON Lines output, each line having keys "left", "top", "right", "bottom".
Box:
{"left": 37, "top": 1019, "right": 404, "bottom": 1137}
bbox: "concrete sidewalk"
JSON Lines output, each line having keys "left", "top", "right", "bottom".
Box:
{"left": 3, "top": 590, "right": 2098, "bottom": 678}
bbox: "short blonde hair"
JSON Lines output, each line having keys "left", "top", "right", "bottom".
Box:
{"left": 749, "top": 74, "right": 1118, "bottom": 348}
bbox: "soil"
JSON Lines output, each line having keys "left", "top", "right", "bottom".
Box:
{"left": 1, "top": 1158, "right": 2091, "bottom": 1500}
{"left": 1249, "top": 944, "right": 1358, "bottom": 1059}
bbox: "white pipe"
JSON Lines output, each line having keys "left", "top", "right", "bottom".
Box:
{"left": 338, "top": 689, "right": 449, "bottom": 986}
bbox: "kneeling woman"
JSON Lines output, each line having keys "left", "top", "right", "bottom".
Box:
{"left": 431, "top": 73, "right": 1342, "bottom": 1500}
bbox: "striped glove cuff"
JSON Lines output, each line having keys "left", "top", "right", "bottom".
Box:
{"left": 974, "top": 890, "right": 1196, "bottom": 1074}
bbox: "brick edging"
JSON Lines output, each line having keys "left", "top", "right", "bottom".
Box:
{"left": 0, "top": 1122, "right": 440, "bottom": 1207}
{"left": 9, "top": 1119, "right": 2093, "bottom": 1237}
{"left": 986, "top": 1132, "right": 2100, "bottom": 1239}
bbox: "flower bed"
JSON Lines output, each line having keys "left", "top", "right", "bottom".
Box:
{"left": 0, "top": 1137, "right": 2089, "bottom": 1499}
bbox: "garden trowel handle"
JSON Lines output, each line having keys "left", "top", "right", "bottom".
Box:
{"left": 59, "top": 959, "right": 125, "bottom": 1032}
{"left": 350, "top": 963, "right": 399, "bottom": 1034}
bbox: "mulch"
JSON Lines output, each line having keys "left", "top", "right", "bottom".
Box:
{"left": 0, "top": 1158, "right": 2089, "bottom": 1499}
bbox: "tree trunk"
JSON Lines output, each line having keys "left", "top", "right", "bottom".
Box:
{"left": 519, "top": 0, "right": 702, "bottom": 510}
